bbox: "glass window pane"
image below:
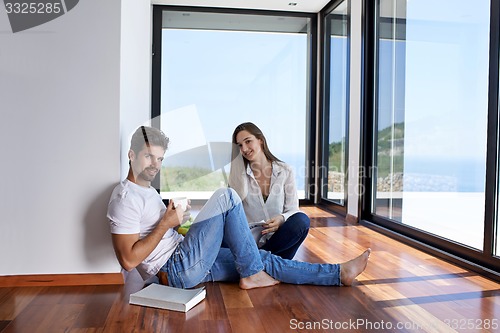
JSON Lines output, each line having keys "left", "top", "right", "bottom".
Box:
{"left": 323, "top": 1, "right": 349, "bottom": 205}
{"left": 159, "top": 11, "right": 311, "bottom": 200}
{"left": 373, "top": 0, "right": 490, "bottom": 250}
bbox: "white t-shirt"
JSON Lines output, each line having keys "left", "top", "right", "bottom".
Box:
{"left": 107, "top": 179, "right": 183, "bottom": 280}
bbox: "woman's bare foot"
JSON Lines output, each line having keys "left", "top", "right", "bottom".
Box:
{"left": 239, "top": 271, "right": 280, "bottom": 290}
{"left": 340, "top": 248, "right": 371, "bottom": 286}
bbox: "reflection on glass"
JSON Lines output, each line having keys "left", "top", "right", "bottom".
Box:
{"left": 373, "top": 0, "right": 490, "bottom": 249}
{"left": 160, "top": 11, "right": 311, "bottom": 199}
{"left": 324, "top": 1, "right": 348, "bottom": 204}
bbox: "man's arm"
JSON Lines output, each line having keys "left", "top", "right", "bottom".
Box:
{"left": 111, "top": 201, "right": 184, "bottom": 271}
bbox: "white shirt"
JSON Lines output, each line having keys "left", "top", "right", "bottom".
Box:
{"left": 229, "top": 157, "right": 301, "bottom": 224}
{"left": 107, "top": 180, "right": 183, "bottom": 280}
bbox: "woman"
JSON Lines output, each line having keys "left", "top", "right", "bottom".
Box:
{"left": 229, "top": 122, "right": 310, "bottom": 259}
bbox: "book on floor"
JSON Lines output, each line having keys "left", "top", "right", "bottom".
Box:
{"left": 129, "top": 283, "right": 206, "bottom": 312}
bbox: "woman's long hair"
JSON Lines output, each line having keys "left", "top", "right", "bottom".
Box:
{"left": 231, "top": 122, "right": 282, "bottom": 166}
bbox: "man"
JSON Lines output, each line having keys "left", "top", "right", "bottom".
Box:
{"left": 107, "top": 126, "right": 370, "bottom": 289}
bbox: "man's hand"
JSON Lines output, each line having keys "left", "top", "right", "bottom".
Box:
{"left": 111, "top": 200, "right": 190, "bottom": 272}
{"left": 161, "top": 200, "right": 189, "bottom": 228}
{"left": 262, "top": 215, "right": 285, "bottom": 235}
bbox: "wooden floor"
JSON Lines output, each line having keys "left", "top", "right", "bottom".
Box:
{"left": 1, "top": 206, "right": 500, "bottom": 332}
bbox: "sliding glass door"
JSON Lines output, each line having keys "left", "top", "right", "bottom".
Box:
{"left": 152, "top": 8, "right": 315, "bottom": 201}
{"left": 365, "top": 0, "right": 499, "bottom": 274}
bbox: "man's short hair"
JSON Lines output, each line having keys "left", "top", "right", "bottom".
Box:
{"left": 130, "top": 126, "right": 169, "bottom": 154}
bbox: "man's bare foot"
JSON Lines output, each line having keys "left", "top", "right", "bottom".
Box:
{"left": 340, "top": 248, "right": 371, "bottom": 286}
{"left": 239, "top": 271, "right": 280, "bottom": 290}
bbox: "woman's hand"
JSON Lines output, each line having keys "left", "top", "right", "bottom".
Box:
{"left": 262, "top": 215, "right": 285, "bottom": 234}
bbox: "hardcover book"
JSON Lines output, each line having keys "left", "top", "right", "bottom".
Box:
{"left": 129, "top": 283, "right": 206, "bottom": 312}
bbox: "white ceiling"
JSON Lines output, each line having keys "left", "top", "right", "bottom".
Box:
{"left": 151, "top": 0, "right": 333, "bottom": 13}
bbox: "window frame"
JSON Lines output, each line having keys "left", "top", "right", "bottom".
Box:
{"left": 151, "top": 5, "right": 318, "bottom": 206}
{"left": 318, "top": 0, "right": 351, "bottom": 214}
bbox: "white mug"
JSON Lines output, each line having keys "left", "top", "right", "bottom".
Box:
{"left": 171, "top": 197, "right": 188, "bottom": 211}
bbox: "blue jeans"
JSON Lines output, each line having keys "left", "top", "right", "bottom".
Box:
{"left": 261, "top": 212, "right": 310, "bottom": 259}
{"left": 162, "top": 188, "right": 341, "bottom": 288}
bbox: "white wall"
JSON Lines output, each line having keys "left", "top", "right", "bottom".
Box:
{"left": 0, "top": 1, "right": 125, "bottom": 275}
{"left": 120, "top": 1, "right": 153, "bottom": 180}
